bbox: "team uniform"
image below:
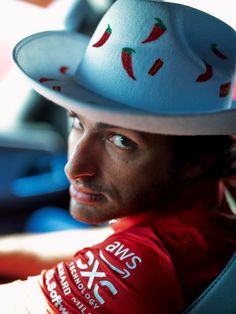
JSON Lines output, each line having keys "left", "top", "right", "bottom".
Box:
{"left": 1, "top": 177, "right": 236, "bottom": 313}
{"left": 40, "top": 177, "right": 236, "bottom": 313}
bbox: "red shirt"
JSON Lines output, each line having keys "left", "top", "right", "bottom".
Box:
{"left": 40, "top": 178, "right": 236, "bottom": 314}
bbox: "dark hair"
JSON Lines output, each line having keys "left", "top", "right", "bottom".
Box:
{"left": 170, "top": 135, "right": 236, "bottom": 179}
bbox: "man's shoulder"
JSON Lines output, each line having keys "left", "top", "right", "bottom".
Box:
{"left": 40, "top": 224, "right": 184, "bottom": 313}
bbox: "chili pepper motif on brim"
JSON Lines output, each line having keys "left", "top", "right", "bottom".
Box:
{"left": 211, "top": 44, "right": 227, "bottom": 60}
{"left": 60, "top": 66, "right": 69, "bottom": 74}
{"left": 38, "top": 66, "right": 69, "bottom": 92}
{"left": 220, "top": 82, "right": 231, "bottom": 97}
{"left": 39, "top": 77, "right": 57, "bottom": 83}
{"left": 53, "top": 86, "right": 61, "bottom": 91}
{"left": 196, "top": 60, "right": 213, "bottom": 82}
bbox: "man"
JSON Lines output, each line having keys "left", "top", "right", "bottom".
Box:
{"left": 0, "top": 0, "right": 236, "bottom": 312}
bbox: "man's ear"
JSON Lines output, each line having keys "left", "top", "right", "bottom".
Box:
{"left": 183, "top": 153, "right": 215, "bottom": 179}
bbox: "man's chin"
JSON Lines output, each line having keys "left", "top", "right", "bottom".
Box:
{"left": 69, "top": 199, "right": 108, "bottom": 225}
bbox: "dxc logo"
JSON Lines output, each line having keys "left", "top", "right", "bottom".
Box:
{"left": 76, "top": 251, "right": 118, "bottom": 305}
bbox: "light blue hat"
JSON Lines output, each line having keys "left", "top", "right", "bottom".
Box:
{"left": 13, "top": 0, "right": 236, "bottom": 135}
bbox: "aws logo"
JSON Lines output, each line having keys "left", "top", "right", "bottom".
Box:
{"left": 101, "top": 241, "right": 142, "bottom": 279}
{"left": 74, "top": 241, "right": 142, "bottom": 306}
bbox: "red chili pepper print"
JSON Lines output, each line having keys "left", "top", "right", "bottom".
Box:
{"left": 142, "top": 18, "right": 166, "bottom": 44}
{"left": 92, "top": 24, "right": 112, "bottom": 48}
{"left": 211, "top": 44, "right": 227, "bottom": 60}
{"left": 148, "top": 58, "right": 164, "bottom": 76}
{"left": 39, "top": 77, "right": 61, "bottom": 92}
{"left": 59, "top": 66, "right": 69, "bottom": 74}
{"left": 121, "top": 48, "right": 136, "bottom": 80}
{"left": 220, "top": 82, "right": 231, "bottom": 97}
{"left": 53, "top": 86, "right": 61, "bottom": 92}
{"left": 39, "top": 77, "right": 57, "bottom": 83}
{"left": 196, "top": 60, "right": 213, "bottom": 82}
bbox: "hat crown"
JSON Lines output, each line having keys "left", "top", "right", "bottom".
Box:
{"left": 75, "top": 0, "right": 236, "bottom": 115}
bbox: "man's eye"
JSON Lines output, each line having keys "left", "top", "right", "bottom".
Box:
{"left": 68, "top": 113, "right": 83, "bottom": 130}
{"left": 108, "top": 134, "right": 137, "bottom": 150}
{"left": 72, "top": 117, "right": 83, "bottom": 129}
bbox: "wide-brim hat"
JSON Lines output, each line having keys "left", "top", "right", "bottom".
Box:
{"left": 13, "top": 0, "right": 236, "bottom": 135}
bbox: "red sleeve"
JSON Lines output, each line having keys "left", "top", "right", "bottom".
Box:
{"left": 40, "top": 226, "right": 185, "bottom": 313}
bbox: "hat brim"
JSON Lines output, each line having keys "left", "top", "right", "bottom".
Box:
{"left": 13, "top": 31, "right": 236, "bottom": 135}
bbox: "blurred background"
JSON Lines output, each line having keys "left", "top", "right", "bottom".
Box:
{"left": 0, "top": 0, "right": 235, "bottom": 234}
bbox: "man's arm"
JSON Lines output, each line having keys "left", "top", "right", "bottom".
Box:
{"left": 0, "top": 226, "right": 114, "bottom": 279}
{"left": 0, "top": 276, "right": 50, "bottom": 313}
{"left": 0, "top": 225, "right": 184, "bottom": 313}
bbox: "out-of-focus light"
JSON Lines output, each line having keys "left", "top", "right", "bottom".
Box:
{"left": 87, "top": 0, "right": 112, "bottom": 14}
{"left": 0, "top": 67, "right": 31, "bottom": 130}
{"left": 0, "top": 0, "right": 88, "bottom": 42}
{"left": 0, "top": 0, "right": 88, "bottom": 130}
{"left": 233, "top": 82, "right": 236, "bottom": 101}
{"left": 20, "top": 0, "right": 55, "bottom": 8}
{"left": 0, "top": 41, "right": 12, "bottom": 80}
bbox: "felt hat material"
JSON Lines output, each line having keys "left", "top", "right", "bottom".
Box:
{"left": 13, "top": 0, "right": 236, "bottom": 135}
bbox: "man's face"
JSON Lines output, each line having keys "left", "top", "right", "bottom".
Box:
{"left": 65, "top": 112, "right": 186, "bottom": 224}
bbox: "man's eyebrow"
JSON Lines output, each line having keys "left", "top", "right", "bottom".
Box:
{"left": 69, "top": 111, "right": 118, "bottom": 130}
{"left": 95, "top": 121, "right": 117, "bottom": 129}
{"left": 68, "top": 111, "right": 146, "bottom": 139}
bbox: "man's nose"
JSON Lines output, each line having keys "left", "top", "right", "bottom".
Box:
{"left": 64, "top": 134, "right": 98, "bottom": 180}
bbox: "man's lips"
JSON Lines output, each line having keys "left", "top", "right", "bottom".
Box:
{"left": 69, "top": 184, "right": 104, "bottom": 204}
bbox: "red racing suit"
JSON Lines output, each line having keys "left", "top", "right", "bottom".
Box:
{"left": 40, "top": 178, "right": 236, "bottom": 314}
